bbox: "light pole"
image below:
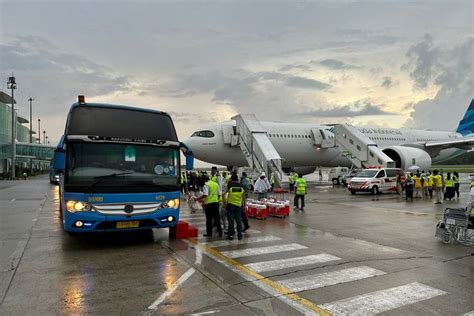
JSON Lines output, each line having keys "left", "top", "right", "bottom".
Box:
{"left": 45, "top": 136, "right": 48, "bottom": 145}
{"left": 28, "top": 98, "right": 34, "bottom": 174}
{"left": 43, "top": 130, "right": 46, "bottom": 144}
{"left": 28, "top": 98, "right": 34, "bottom": 143}
{"left": 7, "top": 75, "right": 17, "bottom": 180}
{"left": 38, "top": 119, "right": 41, "bottom": 144}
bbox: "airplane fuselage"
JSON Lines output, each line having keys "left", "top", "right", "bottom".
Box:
{"left": 185, "top": 121, "right": 466, "bottom": 169}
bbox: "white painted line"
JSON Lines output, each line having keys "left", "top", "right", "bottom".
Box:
{"left": 278, "top": 266, "right": 385, "bottom": 292}
{"left": 463, "top": 311, "right": 474, "bottom": 316}
{"left": 191, "top": 311, "right": 220, "bottom": 315}
{"left": 10, "top": 198, "right": 16, "bottom": 202}
{"left": 221, "top": 243, "right": 307, "bottom": 259}
{"left": 183, "top": 240, "right": 318, "bottom": 315}
{"left": 246, "top": 254, "right": 341, "bottom": 273}
{"left": 320, "top": 282, "right": 447, "bottom": 315}
{"left": 202, "top": 235, "right": 281, "bottom": 248}
{"left": 147, "top": 268, "right": 196, "bottom": 310}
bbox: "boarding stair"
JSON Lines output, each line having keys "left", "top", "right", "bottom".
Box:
{"left": 230, "top": 114, "right": 285, "bottom": 187}
{"left": 332, "top": 124, "right": 396, "bottom": 168}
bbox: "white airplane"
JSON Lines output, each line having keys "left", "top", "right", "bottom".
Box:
{"left": 184, "top": 100, "right": 474, "bottom": 173}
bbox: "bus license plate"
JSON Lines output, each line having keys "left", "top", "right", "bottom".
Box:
{"left": 116, "top": 221, "right": 139, "bottom": 229}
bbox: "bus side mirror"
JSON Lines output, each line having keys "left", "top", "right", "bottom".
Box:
{"left": 180, "top": 142, "right": 194, "bottom": 171}
{"left": 53, "top": 149, "right": 65, "bottom": 173}
{"left": 185, "top": 154, "right": 194, "bottom": 171}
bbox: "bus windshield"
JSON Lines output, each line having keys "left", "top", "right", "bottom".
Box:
{"left": 355, "top": 170, "right": 378, "bottom": 178}
{"left": 65, "top": 142, "right": 179, "bottom": 193}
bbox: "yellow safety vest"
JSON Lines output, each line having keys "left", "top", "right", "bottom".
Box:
{"left": 295, "top": 178, "right": 306, "bottom": 195}
{"left": 470, "top": 207, "right": 474, "bottom": 216}
{"left": 289, "top": 174, "right": 295, "bottom": 184}
{"left": 453, "top": 175, "right": 459, "bottom": 184}
{"left": 203, "top": 180, "right": 219, "bottom": 204}
{"left": 471, "top": 179, "right": 474, "bottom": 188}
{"left": 445, "top": 179, "right": 454, "bottom": 187}
{"left": 227, "top": 186, "right": 244, "bottom": 207}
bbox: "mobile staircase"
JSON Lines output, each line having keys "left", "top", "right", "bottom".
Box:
{"left": 230, "top": 114, "right": 285, "bottom": 187}
{"left": 331, "top": 124, "right": 395, "bottom": 168}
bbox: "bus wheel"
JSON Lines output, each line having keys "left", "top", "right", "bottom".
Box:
{"left": 332, "top": 178, "right": 339, "bottom": 185}
{"left": 350, "top": 190, "right": 356, "bottom": 195}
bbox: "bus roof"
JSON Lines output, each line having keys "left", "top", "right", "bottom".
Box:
{"left": 65, "top": 102, "right": 178, "bottom": 142}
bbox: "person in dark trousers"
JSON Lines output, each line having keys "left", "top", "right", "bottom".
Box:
{"left": 199, "top": 175, "right": 222, "bottom": 237}
{"left": 225, "top": 174, "right": 245, "bottom": 240}
{"left": 293, "top": 173, "right": 307, "bottom": 211}
{"left": 453, "top": 171, "right": 460, "bottom": 199}
{"left": 240, "top": 172, "right": 251, "bottom": 232}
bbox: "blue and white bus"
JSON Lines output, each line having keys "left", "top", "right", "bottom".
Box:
{"left": 54, "top": 96, "right": 193, "bottom": 233}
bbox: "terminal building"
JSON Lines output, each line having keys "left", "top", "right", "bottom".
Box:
{"left": 0, "top": 90, "right": 54, "bottom": 178}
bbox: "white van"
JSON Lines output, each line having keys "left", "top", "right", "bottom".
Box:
{"left": 328, "top": 167, "right": 349, "bottom": 185}
{"left": 347, "top": 168, "right": 403, "bottom": 195}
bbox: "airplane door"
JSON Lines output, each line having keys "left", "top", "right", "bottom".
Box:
{"left": 222, "top": 125, "right": 234, "bottom": 145}
{"left": 311, "top": 128, "right": 335, "bottom": 148}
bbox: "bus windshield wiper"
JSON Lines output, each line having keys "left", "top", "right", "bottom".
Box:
{"left": 87, "top": 171, "right": 135, "bottom": 191}
{"left": 93, "top": 171, "right": 135, "bottom": 179}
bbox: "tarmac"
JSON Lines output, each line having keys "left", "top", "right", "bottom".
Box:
{"left": 0, "top": 175, "right": 473, "bottom": 315}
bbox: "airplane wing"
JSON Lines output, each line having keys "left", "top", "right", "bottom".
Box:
{"left": 424, "top": 137, "right": 474, "bottom": 151}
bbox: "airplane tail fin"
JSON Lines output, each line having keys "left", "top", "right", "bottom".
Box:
{"left": 456, "top": 99, "right": 474, "bottom": 136}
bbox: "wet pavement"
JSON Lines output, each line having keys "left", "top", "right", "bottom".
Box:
{"left": 0, "top": 175, "right": 473, "bottom": 315}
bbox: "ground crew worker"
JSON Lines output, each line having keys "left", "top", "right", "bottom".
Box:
{"left": 293, "top": 173, "right": 306, "bottom": 211}
{"left": 225, "top": 174, "right": 245, "bottom": 240}
{"left": 270, "top": 173, "right": 275, "bottom": 191}
{"left": 433, "top": 170, "right": 443, "bottom": 204}
{"left": 453, "top": 171, "right": 460, "bottom": 199}
{"left": 240, "top": 172, "right": 251, "bottom": 232}
{"left": 444, "top": 173, "right": 455, "bottom": 200}
{"left": 200, "top": 175, "right": 222, "bottom": 237}
{"left": 180, "top": 172, "right": 187, "bottom": 194}
{"left": 289, "top": 172, "right": 296, "bottom": 192}
{"left": 470, "top": 174, "right": 474, "bottom": 188}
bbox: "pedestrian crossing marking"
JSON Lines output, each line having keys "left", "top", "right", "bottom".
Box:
{"left": 245, "top": 254, "right": 341, "bottom": 273}
{"left": 202, "top": 235, "right": 281, "bottom": 248}
{"left": 278, "top": 266, "right": 385, "bottom": 292}
{"left": 195, "top": 227, "right": 260, "bottom": 235}
{"left": 320, "top": 282, "right": 447, "bottom": 315}
{"left": 185, "top": 239, "right": 331, "bottom": 316}
{"left": 221, "top": 243, "right": 307, "bottom": 258}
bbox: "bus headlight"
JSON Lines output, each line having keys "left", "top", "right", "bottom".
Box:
{"left": 66, "top": 201, "right": 93, "bottom": 213}
{"left": 161, "top": 199, "right": 180, "bottom": 209}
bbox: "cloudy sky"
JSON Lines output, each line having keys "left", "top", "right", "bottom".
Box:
{"left": 0, "top": 1, "right": 472, "bottom": 145}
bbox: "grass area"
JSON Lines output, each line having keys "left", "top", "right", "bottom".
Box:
{"left": 432, "top": 165, "right": 474, "bottom": 173}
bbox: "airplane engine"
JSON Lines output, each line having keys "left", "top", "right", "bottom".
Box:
{"left": 382, "top": 146, "right": 432, "bottom": 171}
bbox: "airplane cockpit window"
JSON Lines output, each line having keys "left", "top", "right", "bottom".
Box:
{"left": 191, "top": 130, "right": 215, "bottom": 138}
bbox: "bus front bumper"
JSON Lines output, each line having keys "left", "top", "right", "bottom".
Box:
{"left": 63, "top": 209, "right": 180, "bottom": 233}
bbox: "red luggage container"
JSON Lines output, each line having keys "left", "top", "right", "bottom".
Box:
{"left": 255, "top": 204, "right": 268, "bottom": 220}
{"left": 246, "top": 204, "right": 258, "bottom": 218}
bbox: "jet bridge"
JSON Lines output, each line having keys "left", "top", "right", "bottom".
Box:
{"left": 230, "top": 114, "right": 284, "bottom": 186}
{"left": 332, "top": 124, "right": 396, "bottom": 169}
